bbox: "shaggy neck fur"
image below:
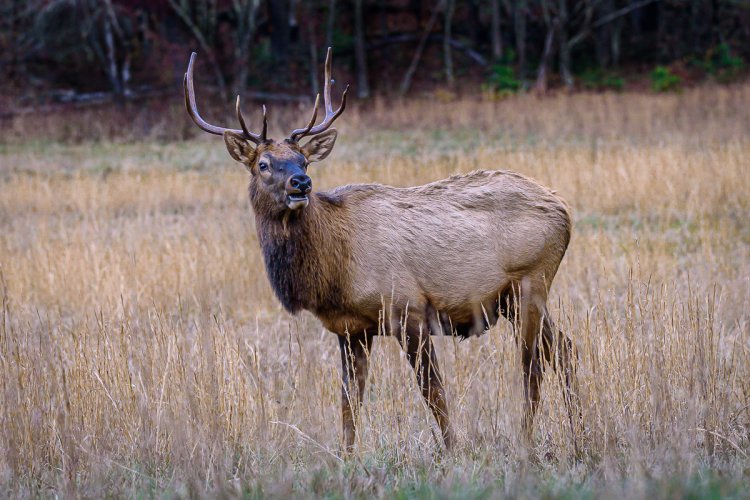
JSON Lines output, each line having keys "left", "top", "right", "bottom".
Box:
{"left": 250, "top": 182, "right": 350, "bottom": 314}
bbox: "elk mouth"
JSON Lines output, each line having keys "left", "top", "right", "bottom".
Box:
{"left": 286, "top": 193, "right": 309, "bottom": 210}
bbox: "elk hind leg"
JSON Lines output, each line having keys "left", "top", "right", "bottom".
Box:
{"left": 401, "top": 326, "right": 454, "bottom": 449}
{"left": 518, "top": 280, "right": 546, "bottom": 443}
{"left": 339, "top": 332, "right": 373, "bottom": 451}
{"left": 541, "top": 312, "right": 582, "bottom": 451}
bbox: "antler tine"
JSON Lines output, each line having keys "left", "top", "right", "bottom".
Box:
{"left": 324, "top": 47, "right": 333, "bottom": 115}
{"left": 185, "top": 52, "right": 243, "bottom": 137}
{"left": 236, "top": 96, "right": 251, "bottom": 138}
{"left": 235, "top": 95, "right": 267, "bottom": 144}
{"left": 287, "top": 47, "right": 349, "bottom": 142}
{"left": 289, "top": 94, "right": 320, "bottom": 141}
{"left": 185, "top": 52, "right": 264, "bottom": 144}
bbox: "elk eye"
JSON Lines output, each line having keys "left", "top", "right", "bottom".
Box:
{"left": 258, "top": 161, "right": 269, "bottom": 171}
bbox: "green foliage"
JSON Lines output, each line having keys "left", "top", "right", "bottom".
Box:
{"left": 692, "top": 43, "right": 746, "bottom": 83}
{"left": 580, "top": 69, "right": 625, "bottom": 91}
{"left": 483, "top": 51, "right": 521, "bottom": 98}
{"left": 488, "top": 64, "right": 521, "bottom": 91}
{"left": 650, "top": 66, "right": 681, "bottom": 92}
{"left": 247, "top": 39, "right": 273, "bottom": 84}
{"left": 331, "top": 28, "right": 355, "bottom": 59}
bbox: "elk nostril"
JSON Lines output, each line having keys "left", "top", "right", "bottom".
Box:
{"left": 290, "top": 174, "right": 312, "bottom": 193}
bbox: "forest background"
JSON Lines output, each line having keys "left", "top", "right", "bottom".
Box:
{"left": 2, "top": 0, "right": 748, "bottom": 130}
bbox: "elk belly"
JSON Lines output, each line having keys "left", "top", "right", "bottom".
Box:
{"left": 425, "top": 296, "right": 501, "bottom": 338}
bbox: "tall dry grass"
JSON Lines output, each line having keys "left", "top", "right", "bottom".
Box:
{"left": 0, "top": 85, "right": 749, "bottom": 497}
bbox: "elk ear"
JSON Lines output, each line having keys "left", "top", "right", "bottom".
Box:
{"left": 223, "top": 131, "right": 257, "bottom": 168}
{"left": 302, "top": 129, "right": 338, "bottom": 162}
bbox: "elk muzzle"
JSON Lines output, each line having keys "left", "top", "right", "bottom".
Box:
{"left": 286, "top": 174, "right": 312, "bottom": 210}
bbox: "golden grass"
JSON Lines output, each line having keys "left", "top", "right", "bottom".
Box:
{"left": 1, "top": 85, "right": 749, "bottom": 497}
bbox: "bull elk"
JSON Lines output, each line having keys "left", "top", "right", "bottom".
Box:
{"left": 184, "top": 48, "right": 577, "bottom": 450}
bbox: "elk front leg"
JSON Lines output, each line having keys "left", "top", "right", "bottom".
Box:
{"left": 339, "top": 333, "right": 373, "bottom": 451}
{"left": 400, "top": 327, "right": 454, "bottom": 449}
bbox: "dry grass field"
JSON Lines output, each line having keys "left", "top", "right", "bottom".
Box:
{"left": 1, "top": 86, "right": 749, "bottom": 498}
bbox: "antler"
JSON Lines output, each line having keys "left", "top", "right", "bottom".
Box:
{"left": 289, "top": 47, "right": 349, "bottom": 142}
{"left": 184, "top": 52, "right": 268, "bottom": 144}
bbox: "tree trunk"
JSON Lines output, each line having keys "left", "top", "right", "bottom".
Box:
{"left": 657, "top": 0, "right": 666, "bottom": 59}
{"left": 399, "top": 0, "right": 445, "bottom": 96}
{"left": 354, "top": 0, "right": 370, "bottom": 98}
{"left": 535, "top": 19, "right": 557, "bottom": 94}
{"left": 611, "top": 18, "right": 623, "bottom": 66}
{"left": 167, "top": 0, "right": 228, "bottom": 99}
{"left": 6, "top": 0, "right": 20, "bottom": 79}
{"left": 325, "top": 0, "right": 336, "bottom": 49}
{"left": 410, "top": 0, "right": 423, "bottom": 25}
{"left": 490, "top": 0, "right": 503, "bottom": 61}
{"left": 102, "top": 0, "right": 133, "bottom": 98}
{"left": 269, "top": 0, "right": 290, "bottom": 67}
{"left": 443, "top": 0, "right": 455, "bottom": 87}
{"left": 103, "top": 15, "right": 124, "bottom": 100}
{"left": 467, "top": 0, "right": 481, "bottom": 48}
{"left": 513, "top": 0, "right": 526, "bottom": 79}
{"left": 307, "top": 22, "right": 319, "bottom": 96}
{"left": 559, "top": 39, "right": 573, "bottom": 88}
{"left": 121, "top": 54, "right": 131, "bottom": 98}
{"left": 232, "top": 0, "right": 260, "bottom": 97}
{"left": 594, "top": 0, "right": 614, "bottom": 67}
{"left": 690, "top": 0, "right": 701, "bottom": 54}
{"left": 380, "top": 0, "right": 389, "bottom": 36}
{"left": 558, "top": 0, "right": 573, "bottom": 88}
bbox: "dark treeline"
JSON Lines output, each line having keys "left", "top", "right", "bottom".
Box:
{"left": 1, "top": 0, "right": 748, "bottom": 109}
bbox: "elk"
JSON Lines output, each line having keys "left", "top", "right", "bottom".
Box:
{"left": 184, "top": 48, "right": 577, "bottom": 450}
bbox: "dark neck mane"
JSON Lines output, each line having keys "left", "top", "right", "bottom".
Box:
{"left": 253, "top": 194, "right": 349, "bottom": 314}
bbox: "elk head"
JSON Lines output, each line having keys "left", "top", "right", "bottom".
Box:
{"left": 184, "top": 48, "right": 349, "bottom": 214}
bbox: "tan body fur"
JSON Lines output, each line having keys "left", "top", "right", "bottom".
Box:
{"left": 253, "top": 164, "right": 577, "bottom": 450}
{"left": 310, "top": 170, "right": 571, "bottom": 336}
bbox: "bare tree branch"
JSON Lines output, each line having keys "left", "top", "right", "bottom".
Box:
{"left": 354, "top": 0, "right": 370, "bottom": 98}
{"left": 368, "top": 34, "right": 487, "bottom": 67}
{"left": 444, "top": 0, "right": 455, "bottom": 87}
{"left": 167, "top": 0, "right": 228, "bottom": 100}
{"left": 490, "top": 0, "right": 502, "bottom": 60}
{"left": 399, "top": 0, "right": 446, "bottom": 96}
{"left": 535, "top": 18, "right": 559, "bottom": 94}
{"left": 569, "top": 0, "right": 659, "bottom": 49}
